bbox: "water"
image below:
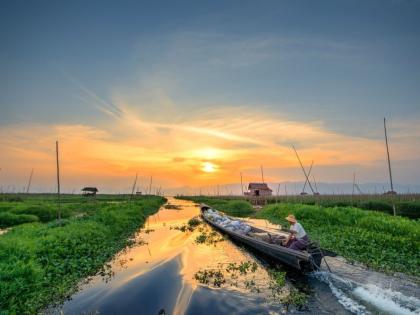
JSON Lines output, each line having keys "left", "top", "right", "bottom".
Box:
{"left": 0, "top": 228, "right": 9, "bottom": 235}
{"left": 52, "top": 198, "right": 420, "bottom": 315}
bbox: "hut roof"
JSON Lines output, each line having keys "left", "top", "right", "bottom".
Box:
{"left": 82, "top": 187, "right": 98, "bottom": 192}
{"left": 248, "top": 183, "right": 272, "bottom": 191}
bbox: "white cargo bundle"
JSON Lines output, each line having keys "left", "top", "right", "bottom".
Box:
{"left": 204, "top": 208, "right": 251, "bottom": 235}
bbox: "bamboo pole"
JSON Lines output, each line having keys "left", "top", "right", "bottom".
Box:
{"left": 130, "top": 173, "right": 138, "bottom": 200}
{"left": 302, "top": 161, "right": 314, "bottom": 193}
{"left": 384, "top": 118, "right": 395, "bottom": 193}
{"left": 148, "top": 176, "right": 153, "bottom": 195}
{"left": 313, "top": 175, "right": 319, "bottom": 194}
{"left": 276, "top": 183, "right": 281, "bottom": 203}
{"left": 352, "top": 172, "right": 356, "bottom": 196}
{"left": 292, "top": 146, "right": 315, "bottom": 194}
{"left": 260, "top": 165, "right": 265, "bottom": 183}
{"left": 55, "top": 141, "right": 61, "bottom": 224}
{"left": 25, "top": 169, "right": 34, "bottom": 194}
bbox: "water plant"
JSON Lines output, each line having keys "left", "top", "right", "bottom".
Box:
{"left": 194, "top": 269, "right": 225, "bottom": 287}
{"left": 195, "top": 230, "right": 224, "bottom": 245}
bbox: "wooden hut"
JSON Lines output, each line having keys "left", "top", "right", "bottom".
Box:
{"left": 82, "top": 187, "right": 98, "bottom": 196}
{"left": 245, "top": 183, "right": 272, "bottom": 197}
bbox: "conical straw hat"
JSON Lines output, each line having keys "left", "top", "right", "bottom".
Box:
{"left": 285, "top": 214, "right": 297, "bottom": 223}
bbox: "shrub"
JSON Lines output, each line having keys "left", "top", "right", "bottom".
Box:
{"left": 397, "top": 202, "right": 420, "bottom": 219}
{"left": 11, "top": 205, "right": 72, "bottom": 222}
{"left": 0, "top": 212, "right": 39, "bottom": 228}
{"left": 0, "top": 204, "right": 13, "bottom": 213}
{"left": 358, "top": 201, "right": 393, "bottom": 214}
{"left": 176, "top": 197, "right": 254, "bottom": 217}
{"left": 224, "top": 200, "right": 254, "bottom": 217}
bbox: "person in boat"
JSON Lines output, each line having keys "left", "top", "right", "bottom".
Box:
{"left": 283, "top": 214, "right": 309, "bottom": 250}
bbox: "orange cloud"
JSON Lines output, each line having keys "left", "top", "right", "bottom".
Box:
{"left": 0, "top": 106, "right": 419, "bottom": 191}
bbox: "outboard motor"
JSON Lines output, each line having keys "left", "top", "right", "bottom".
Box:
{"left": 307, "top": 241, "right": 323, "bottom": 271}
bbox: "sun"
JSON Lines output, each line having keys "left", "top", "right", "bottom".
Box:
{"left": 201, "top": 161, "right": 217, "bottom": 173}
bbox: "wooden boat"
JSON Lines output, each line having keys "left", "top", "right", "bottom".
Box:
{"left": 200, "top": 204, "right": 322, "bottom": 272}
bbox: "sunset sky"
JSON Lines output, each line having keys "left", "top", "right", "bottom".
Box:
{"left": 1, "top": 1, "right": 420, "bottom": 193}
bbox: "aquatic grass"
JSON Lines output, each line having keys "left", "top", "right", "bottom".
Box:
{"left": 256, "top": 203, "right": 420, "bottom": 276}
{"left": 281, "top": 288, "right": 307, "bottom": 308}
{"left": 0, "top": 196, "right": 165, "bottom": 314}
{"left": 187, "top": 217, "right": 201, "bottom": 227}
{"left": 195, "top": 230, "right": 224, "bottom": 245}
{"left": 194, "top": 261, "right": 305, "bottom": 307}
{"left": 194, "top": 269, "right": 226, "bottom": 287}
{"left": 170, "top": 216, "right": 202, "bottom": 233}
{"left": 164, "top": 203, "right": 182, "bottom": 210}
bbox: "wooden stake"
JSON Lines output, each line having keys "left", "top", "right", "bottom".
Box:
{"left": 55, "top": 141, "right": 61, "bottom": 224}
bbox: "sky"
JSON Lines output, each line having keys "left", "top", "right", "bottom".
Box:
{"left": 1, "top": 0, "right": 420, "bottom": 194}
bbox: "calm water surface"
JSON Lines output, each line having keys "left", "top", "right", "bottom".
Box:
{"left": 55, "top": 198, "right": 419, "bottom": 315}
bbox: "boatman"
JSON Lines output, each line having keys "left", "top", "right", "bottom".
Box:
{"left": 283, "top": 214, "right": 309, "bottom": 250}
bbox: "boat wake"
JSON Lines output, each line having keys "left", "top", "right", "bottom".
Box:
{"left": 311, "top": 271, "right": 420, "bottom": 315}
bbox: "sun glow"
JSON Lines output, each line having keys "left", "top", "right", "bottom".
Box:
{"left": 201, "top": 161, "right": 217, "bottom": 173}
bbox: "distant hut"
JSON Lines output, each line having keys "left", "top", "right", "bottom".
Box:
{"left": 82, "top": 187, "right": 98, "bottom": 196}
{"left": 245, "top": 183, "right": 272, "bottom": 197}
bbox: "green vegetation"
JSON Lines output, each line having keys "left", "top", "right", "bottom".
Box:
{"left": 0, "top": 193, "right": 143, "bottom": 228}
{"left": 0, "top": 195, "right": 165, "bottom": 314}
{"left": 266, "top": 197, "right": 420, "bottom": 219}
{"left": 178, "top": 194, "right": 420, "bottom": 219}
{"left": 256, "top": 203, "right": 420, "bottom": 276}
{"left": 177, "top": 196, "right": 255, "bottom": 217}
{"left": 0, "top": 212, "right": 39, "bottom": 228}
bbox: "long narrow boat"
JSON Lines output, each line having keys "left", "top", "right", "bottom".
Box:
{"left": 200, "top": 204, "right": 322, "bottom": 272}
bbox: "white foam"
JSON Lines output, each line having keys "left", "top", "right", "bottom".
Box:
{"left": 330, "top": 284, "right": 369, "bottom": 314}
{"left": 312, "top": 272, "right": 369, "bottom": 315}
{"left": 353, "top": 285, "right": 420, "bottom": 315}
{"left": 311, "top": 271, "right": 420, "bottom": 315}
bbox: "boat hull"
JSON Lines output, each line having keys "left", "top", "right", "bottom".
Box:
{"left": 200, "top": 204, "right": 319, "bottom": 271}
